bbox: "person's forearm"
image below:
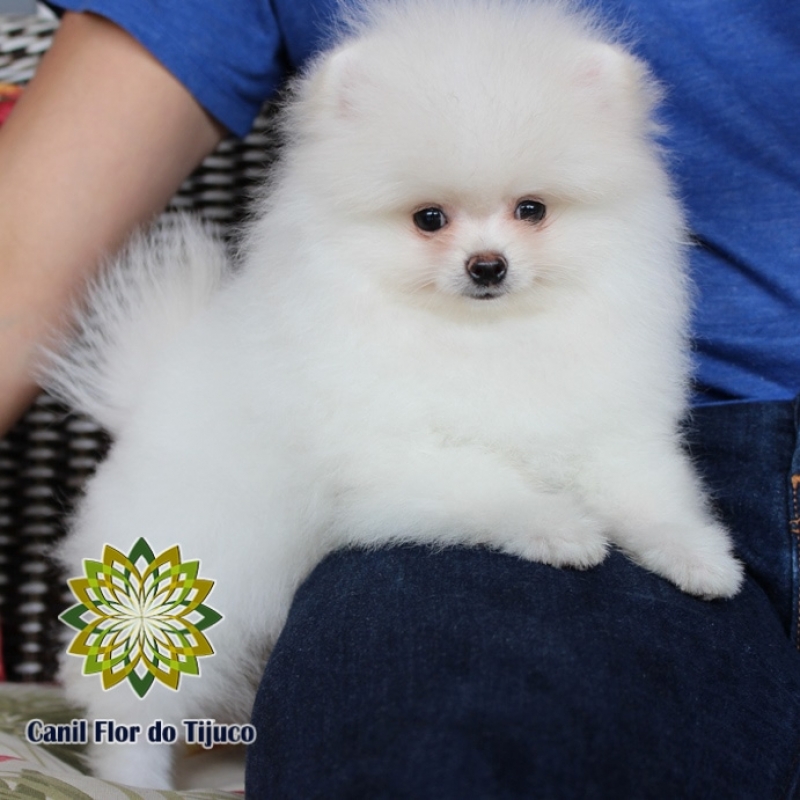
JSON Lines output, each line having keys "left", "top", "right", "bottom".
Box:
{"left": 0, "top": 11, "right": 225, "bottom": 435}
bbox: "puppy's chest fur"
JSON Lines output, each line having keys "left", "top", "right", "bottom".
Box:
{"left": 208, "top": 280, "right": 615, "bottom": 481}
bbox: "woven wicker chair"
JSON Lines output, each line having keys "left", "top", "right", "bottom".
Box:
{"left": 0, "top": 11, "right": 276, "bottom": 682}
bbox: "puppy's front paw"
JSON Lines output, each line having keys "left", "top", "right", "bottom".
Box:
{"left": 500, "top": 507, "right": 609, "bottom": 570}
{"left": 516, "top": 528, "right": 609, "bottom": 570}
{"left": 625, "top": 522, "right": 744, "bottom": 599}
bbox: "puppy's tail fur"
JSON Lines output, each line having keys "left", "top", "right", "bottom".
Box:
{"left": 43, "top": 215, "right": 230, "bottom": 435}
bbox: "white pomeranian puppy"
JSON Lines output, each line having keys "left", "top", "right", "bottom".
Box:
{"left": 46, "top": 0, "right": 743, "bottom": 788}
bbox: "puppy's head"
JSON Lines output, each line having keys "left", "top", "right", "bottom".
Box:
{"left": 280, "top": 0, "right": 680, "bottom": 313}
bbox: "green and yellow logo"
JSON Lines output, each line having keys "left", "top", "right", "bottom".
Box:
{"left": 60, "top": 538, "right": 222, "bottom": 698}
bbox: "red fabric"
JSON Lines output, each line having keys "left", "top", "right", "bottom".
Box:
{"left": 0, "top": 83, "right": 22, "bottom": 127}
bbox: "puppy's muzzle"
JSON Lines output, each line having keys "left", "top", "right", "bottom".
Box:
{"left": 465, "top": 252, "right": 507, "bottom": 287}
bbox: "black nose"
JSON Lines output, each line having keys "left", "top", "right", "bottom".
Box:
{"left": 465, "top": 253, "right": 507, "bottom": 286}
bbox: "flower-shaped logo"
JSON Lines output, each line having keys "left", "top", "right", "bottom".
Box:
{"left": 60, "top": 538, "right": 222, "bottom": 698}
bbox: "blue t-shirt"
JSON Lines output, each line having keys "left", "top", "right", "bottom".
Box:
{"left": 51, "top": 0, "right": 340, "bottom": 138}
{"left": 53, "top": 0, "right": 800, "bottom": 405}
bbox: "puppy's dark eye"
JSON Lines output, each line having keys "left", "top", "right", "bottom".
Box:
{"left": 515, "top": 199, "right": 546, "bottom": 223}
{"left": 413, "top": 207, "right": 448, "bottom": 232}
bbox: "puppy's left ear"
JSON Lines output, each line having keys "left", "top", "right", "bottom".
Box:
{"left": 303, "top": 42, "right": 371, "bottom": 121}
{"left": 573, "top": 42, "right": 662, "bottom": 131}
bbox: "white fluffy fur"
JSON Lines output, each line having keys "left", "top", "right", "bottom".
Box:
{"left": 47, "top": 216, "right": 230, "bottom": 434}
{"left": 45, "top": 0, "right": 742, "bottom": 788}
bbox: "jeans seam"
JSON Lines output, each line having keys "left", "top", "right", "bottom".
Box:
{"left": 790, "top": 475, "right": 800, "bottom": 649}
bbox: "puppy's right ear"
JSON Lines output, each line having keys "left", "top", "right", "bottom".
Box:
{"left": 304, "top": 43, "right": 370, "bottom": 121}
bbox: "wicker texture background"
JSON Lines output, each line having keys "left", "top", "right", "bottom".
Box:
{"left": 0, "top": 12, "right": 276, "bottom": 680}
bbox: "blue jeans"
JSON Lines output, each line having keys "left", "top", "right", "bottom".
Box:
{"left": 246, "top": 400, "right": 800, "bottom": 798}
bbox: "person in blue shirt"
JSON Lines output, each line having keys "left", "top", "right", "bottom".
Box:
{"left": 1, "top": 1, "right": 798, "bottom": 795}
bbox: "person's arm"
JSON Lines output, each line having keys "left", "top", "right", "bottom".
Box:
{"left": 0, "top": 11, "right": 225, "bottom": 435}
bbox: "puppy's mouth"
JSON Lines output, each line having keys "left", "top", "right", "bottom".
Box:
{"left": 466, "top": 287, "right": 508, "bottom": 300}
